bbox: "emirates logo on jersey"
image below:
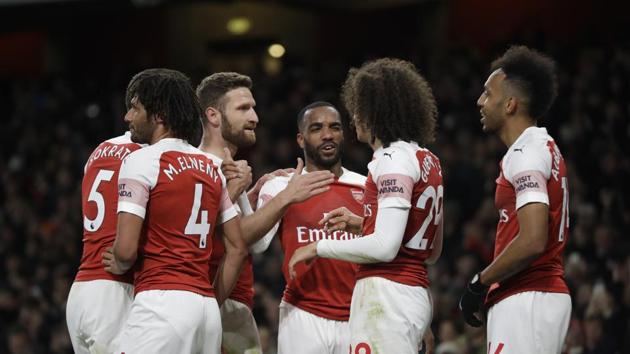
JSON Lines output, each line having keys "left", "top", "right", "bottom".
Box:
{"left": 351, "top": 189, "right": 364, "bottom": 203}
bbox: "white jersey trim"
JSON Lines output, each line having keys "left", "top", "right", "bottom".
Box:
{"left": 118, "top": 201, "right": 146, "bottom": 219}
{"left": 502, "top": 127, "right": 553, "bottom": 210}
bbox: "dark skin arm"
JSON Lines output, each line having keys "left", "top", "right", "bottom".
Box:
{"left": 213, "top": 216, "right": 248, "bottom": 306}
{"left": 479, "top": 202, "right": 549, "bottom": 285}
{"left": 103, "top": 212, "right": 143, "bottom": 274}
{"left": 238, "top": 158, "right": 334, "bottom": 246}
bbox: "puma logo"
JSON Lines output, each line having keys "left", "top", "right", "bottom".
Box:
{"left": 383, "top": 151, "right": 395, "bottom": 159}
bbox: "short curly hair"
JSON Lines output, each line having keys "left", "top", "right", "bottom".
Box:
{"left": 125, "top": 68, "right": 202, "bottom": 144}
{"left": 341, "top": 58, "right": 437, "bottom": 147}
{"left": 491, "top": 45, "right": 558, "bottom": 119}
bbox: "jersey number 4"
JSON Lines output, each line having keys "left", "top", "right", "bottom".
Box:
{"left": 84, "top": 169, "right": 115, "bottom": 232}
{"left": 405, "top": 184, "right": 444, "bottom": 250}
{"left": 185, "top": 183, "right": 211, "bottom": 248}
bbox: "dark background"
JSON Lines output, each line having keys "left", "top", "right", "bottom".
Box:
{"left": 0, "top": 0, "right": 628, "bottom": 353}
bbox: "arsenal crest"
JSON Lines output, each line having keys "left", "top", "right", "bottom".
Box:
{"left": 351, "top": 189, "right": 364, "bottom": 203}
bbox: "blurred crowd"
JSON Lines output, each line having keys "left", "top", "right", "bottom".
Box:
{"left": 0, "top": 40, "right": 628, "bottom": 354}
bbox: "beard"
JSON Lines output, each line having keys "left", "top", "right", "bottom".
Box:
{"left": 129, "top": 119, "right": 155, "bottom": 144}
{"left": 304, "top": 140, "right": 343, "bottom": 169}
{"left": 221, "top": 114, "right": 256, "bottom": 148}
{"left": 480, "top": 110, "right": 502, "bottom": 133}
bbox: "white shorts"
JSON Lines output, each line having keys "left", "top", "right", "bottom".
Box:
{"left": 349, "top": 277, "right": 432, "bottom": 354}
{"left": 278, "top": 301, "right": 350, "bottom": 354}
{"left": 66, "top": 279, "right": 134, "bottom": 354}
{"left": 116, "top": 290, "right": 221, "bottom": 354}
{"left": 220, "top": 298, "right": 261, "bottom": 354}
{"left": 487, "top": 291, "right": 571, "bottom": 354}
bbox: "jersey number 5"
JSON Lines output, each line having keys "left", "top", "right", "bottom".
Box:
{"left": 405, "top": 184, "right": 444, "bottom": 250}
{"left": 84, "top": 169, "right": 115, "bottom": 232}
{"left": 185, "top": 183, "right": 211, "bottom": 248}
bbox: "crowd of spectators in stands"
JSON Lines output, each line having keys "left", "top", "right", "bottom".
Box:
{"left": 0, "top": 40, "right": 628, "bottom": 353}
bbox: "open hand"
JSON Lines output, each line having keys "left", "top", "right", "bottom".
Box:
{"left": 283, "top": 158, "right": 334, "bottom": 204}
{"left": 247, "top": 167, "right": 295, "bottom": 208}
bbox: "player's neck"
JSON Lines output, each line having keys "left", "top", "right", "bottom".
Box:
{"left": 199, "top": 131, "right": 237, "bottom": 159}
{"left": 499, "top": 115, "right": 537, "bottom": 148}
{"left": 369, "top": 137, "right": 383, "bottom": 151}
{"left": 305, "top": 159, "right": 343, "bottom": 178}
{"left": 150, "top": 126, "right": 173, "bottom": 145}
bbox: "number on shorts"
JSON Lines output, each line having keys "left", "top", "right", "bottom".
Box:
{"left": 185, "top": 183, "right": 211, "bottom": 248}
{"left": 84, "top": 169, "right": 115, "bottom": 232}
{"left": 404, "top": 184, "right": 444, "bottom": 250}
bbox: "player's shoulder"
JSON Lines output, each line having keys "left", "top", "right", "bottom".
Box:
{"left": 371, "top": 141, "right": 421, "bottom": 176}
{"left": 379, "top": 140, "right": 425, "bottom": 162}
{"left": 521, "top": 127, "right": 553, "bottom": 149}
{"left": 130, "top": 138, "right": 200, "bottom": 159}
{"left": 262, "top": 174, "right": 291, "bottom": 190}
{"left": 339, "top": 168, "right": 367, "bottom": 186}
{"left": 125, "top": 142, "right": 159, "bottom": 160}
{"left": 416, "top": 145, "right": 441, "bottom": 162}
{"left": 105, "top": 131, "right": 140, "bottom": 146}
{"left": 157, "top": 138, "right": 205, "bottom": 156}
{"left": 503, "top": 127, "right": 554, "bottom": 177}
{"left": 200, "top": 151, "right": 224, "bottom": 167}
{"left": 120, "top": 140, "right": 168, "bottom": 173}
{"left": 506, "top": 128, "right": 553, "bottom": 162}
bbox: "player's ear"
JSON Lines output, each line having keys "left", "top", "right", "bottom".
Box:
{"left": 296, "top": 132, "right": 305, "bottom": 149}
{"left": 505, "top": 96, "right": 518, "bottom": 115}
{"left": 152, "top": 113, "right": 164, "bottom": 123}
{"left": 205, "top": 107, "right": 221, "bottom": 127}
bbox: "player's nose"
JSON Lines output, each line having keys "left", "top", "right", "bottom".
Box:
{"left": 249, "top": 110, "right": 259, "bottom": 124}
{"left": 476, "top": 94, "right": 484, "bottom": 107}
{"left": 321, "top": 127, "right": 334, "bottom": 140}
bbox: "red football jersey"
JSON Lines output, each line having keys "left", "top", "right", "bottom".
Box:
{"left": 258, "top": 169, "right": 366, "bottom": 321}
{"left": 75, "top": 132, "right": 141, "bottom": 283}
{"left": 209, "top": 238, "right": 254, "bottom": 308}
{"left": 117, "top": 139, "right": 238, "bottom": 297}
{"left": 207, "top": 157, "right": 254, "bottom": 309}
{"left": 357, "top": 141, "right": 444, "bottom": 288}
{"left": 209, "top": 188, "right": 254, "bottom": 308}
{"left": 486, "top": 127, "right": 570, "bottom": 306}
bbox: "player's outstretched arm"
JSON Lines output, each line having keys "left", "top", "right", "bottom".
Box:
{"left": 318, "top": 207, "right": 364, "bottom": 235}
{"left": 105, "top": 212, "right": 143, "bottom": 274}
{"left": 289, "top": 206, "right": 410, "bottom": 278}
{"left": 246, "top": 168, "right": 295, "bottom": 209}
{"left": 213, "top": 216, "right": 248, "bottom": 306}
{"left": 239, "top": 158, "right": 334, "bottom": 247}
